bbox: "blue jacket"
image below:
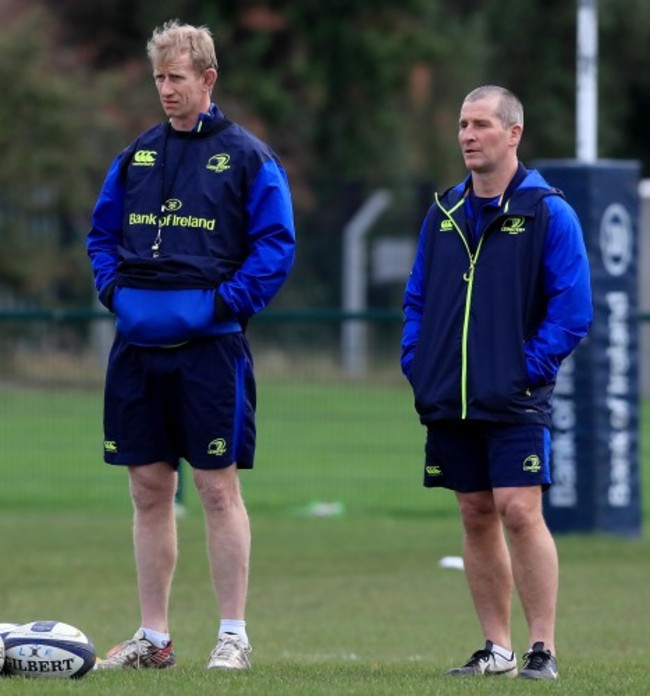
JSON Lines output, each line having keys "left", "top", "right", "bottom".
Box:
{"left": 401, "top": 164, "right": 592, "bottom": 427}
{"left": 87, "top": 104, "right": 295, "bottom": 346}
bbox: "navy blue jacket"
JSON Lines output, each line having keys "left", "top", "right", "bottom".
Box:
{"left": 87, "top": 104, "right": 295, "bottom": 346}
{"left": 401, "top": 164, "right": 592, "bottom": 427}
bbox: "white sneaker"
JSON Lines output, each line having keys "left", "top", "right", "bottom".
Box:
{"left": 447, "top": 640, "right": 517, "bottom": 677}
{"left": 207, "top": 633, "right": 251, "bottom": 670}
{"left": 95, "top": 629, "right": 176, "bottom": 670}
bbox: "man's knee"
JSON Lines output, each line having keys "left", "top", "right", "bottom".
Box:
{"left": 194, "top": 465, "right": 242, "bottom": 512}
{"left": 129, "top": 463, "right": 177, "bottom": 510}
{"left": 496, "top": 490, "right": 544, "bottom": 535}
{"left": 457, "top": 492, "right": 499, "bottom": 535}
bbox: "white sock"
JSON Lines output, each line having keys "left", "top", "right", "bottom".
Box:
{"left": 219, "top": 619, "right": 248, "bottom": 644}
{"left": 491, "top": 642, "right": 514, "bottom": 659}
{"left": 141, "top": 627, "right": 170, "bottom": 648}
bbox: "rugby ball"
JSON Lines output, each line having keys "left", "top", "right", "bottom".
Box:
{"left": 0, "top": 625, "right": 18, "bottom": 675}
{"left": 0, "top": 623, "right": 17, "bottom": 638}
{"left": 4, "top": 621, "right": 96, "bottom": 679}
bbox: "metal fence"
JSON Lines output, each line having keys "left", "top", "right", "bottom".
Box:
{"left": 1, "top": 176, "right": 649, "bottom": 389}
{"left": 0, "top": 308, "right": 406, "bottom": 389}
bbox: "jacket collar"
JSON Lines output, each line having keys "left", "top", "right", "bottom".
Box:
{"left": 458, "top": 161, "right": 529, "bottom": 205}
{"left": 168, "top": 103, "right": 229, "bottom": 138}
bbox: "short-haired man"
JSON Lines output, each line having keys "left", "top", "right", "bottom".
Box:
{"left": 401, "top": 85, "right": 592, "bottom": 680}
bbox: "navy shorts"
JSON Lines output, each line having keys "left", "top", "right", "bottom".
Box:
{"left": 424, "top": 420, "right": 551, "bottom": 492}
{"left": 103, "top": 333, "right": 256, "bottom": 470}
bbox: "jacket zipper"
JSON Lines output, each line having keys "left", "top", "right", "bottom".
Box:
{"left": 434, "top": 193, "right": 489, "bottom": 419}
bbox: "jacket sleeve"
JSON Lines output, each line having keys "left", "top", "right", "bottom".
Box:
{"left": 86, "top": 154, "right": 126, "bottom": 311}
{"left": 215, "top": 158, "right": 296, "bottom": 320}
{"left": 524, "top": 196, "right": 593, "bottom": 385}
{"left": 401, "top": 212, "right": 431, "bottom": 379}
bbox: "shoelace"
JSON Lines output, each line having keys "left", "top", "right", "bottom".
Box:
{"left": 104, "top": 639, "right": 146, "bottom": 663}
{"left": 464, "top": 649, "right": 492, "bottom": 667}
{"left": 213, "top": 640, "right": 238, "bottom": 659}
{"left": 211, "top": 636, "right": 249, "bottom": 664}
{"left": 523, "top": 649, "right": 549, "bottom": 671}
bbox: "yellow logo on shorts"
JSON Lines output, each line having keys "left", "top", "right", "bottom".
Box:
{"left": 523, "top": 455, "right": 541, "bottom": 473}
{"left": 425, "top": 465, "right": 442, "bottom": 476}
{"left": 208, "top": 438, "right": 227, "bottom": 456}
{"left": 104, "top": 440, "right": 117, "bottom": 453}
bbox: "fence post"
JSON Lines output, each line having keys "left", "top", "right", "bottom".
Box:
{"left": 341, "top": 189, "right": 393, "bottom": 378}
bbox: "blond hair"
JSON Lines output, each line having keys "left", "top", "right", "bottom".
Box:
{"left": 147, "top": 19, "right": 218, "bottom": 73}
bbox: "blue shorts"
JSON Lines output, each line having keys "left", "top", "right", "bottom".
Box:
{"left": 103, "top": 333, "right": 256, "bottom": 470}
{"left": 424, "top": 420, "right": 551, "bottom": 492}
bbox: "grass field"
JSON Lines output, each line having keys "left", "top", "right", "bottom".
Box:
{"left": 0, "top": 380, "right": 648, "bottom": 694}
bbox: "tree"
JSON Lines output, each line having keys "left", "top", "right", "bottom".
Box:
{"left": 4, "top": 0, "right": 650, "bottom": 310}
{"left": 598, "top": 0, "right": 650, "bottom": 164}
{"left": 0, "top": 6, "right": 151, "bottom": 303}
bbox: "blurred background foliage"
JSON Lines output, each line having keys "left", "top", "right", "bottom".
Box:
{"left": 1, "top": 0, "right": 649, "bottom": 308}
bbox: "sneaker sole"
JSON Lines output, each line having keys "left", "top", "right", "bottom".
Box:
{"left": 519, "top": 671, "right": 558, "bottom": 680}
{"left": 447, "top": 667, "right": 518, "bottom": 678}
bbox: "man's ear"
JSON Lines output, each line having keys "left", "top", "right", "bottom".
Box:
{"left": 510, "top": 123, "right": 523, "bottom": 147}
{"left": 204, "top": 67, "right": 218, "bottom": 91}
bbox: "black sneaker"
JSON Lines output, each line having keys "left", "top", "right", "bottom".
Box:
{"left": 519, "top": 642, "right": 558, "bottom": 680}
{"left": 447, "top": 640, "right": 518, "bottom": 677}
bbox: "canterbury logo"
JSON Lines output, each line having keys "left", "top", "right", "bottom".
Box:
{"left": 501, "top": 216, "right": 526, "bottom": 234}
{"left": 104, "top": 440, "right": 117, "bottom": 453}
{"left": 440, "top": 219, "right": 454, "bottom": 231}
{"left": 132, "top": 150, "right": 157, "bottom": 166}
{"left": 425, "top": 465, "right": 442, "bottom": 476}
{"left": 208, "top": 438, "right": 227, "bottom": 456}
{"left": 523, "top": 455, "right": 541, "bottom": 473}
{"left": 206, "top": 153, "right": 231, "bottom": 173}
